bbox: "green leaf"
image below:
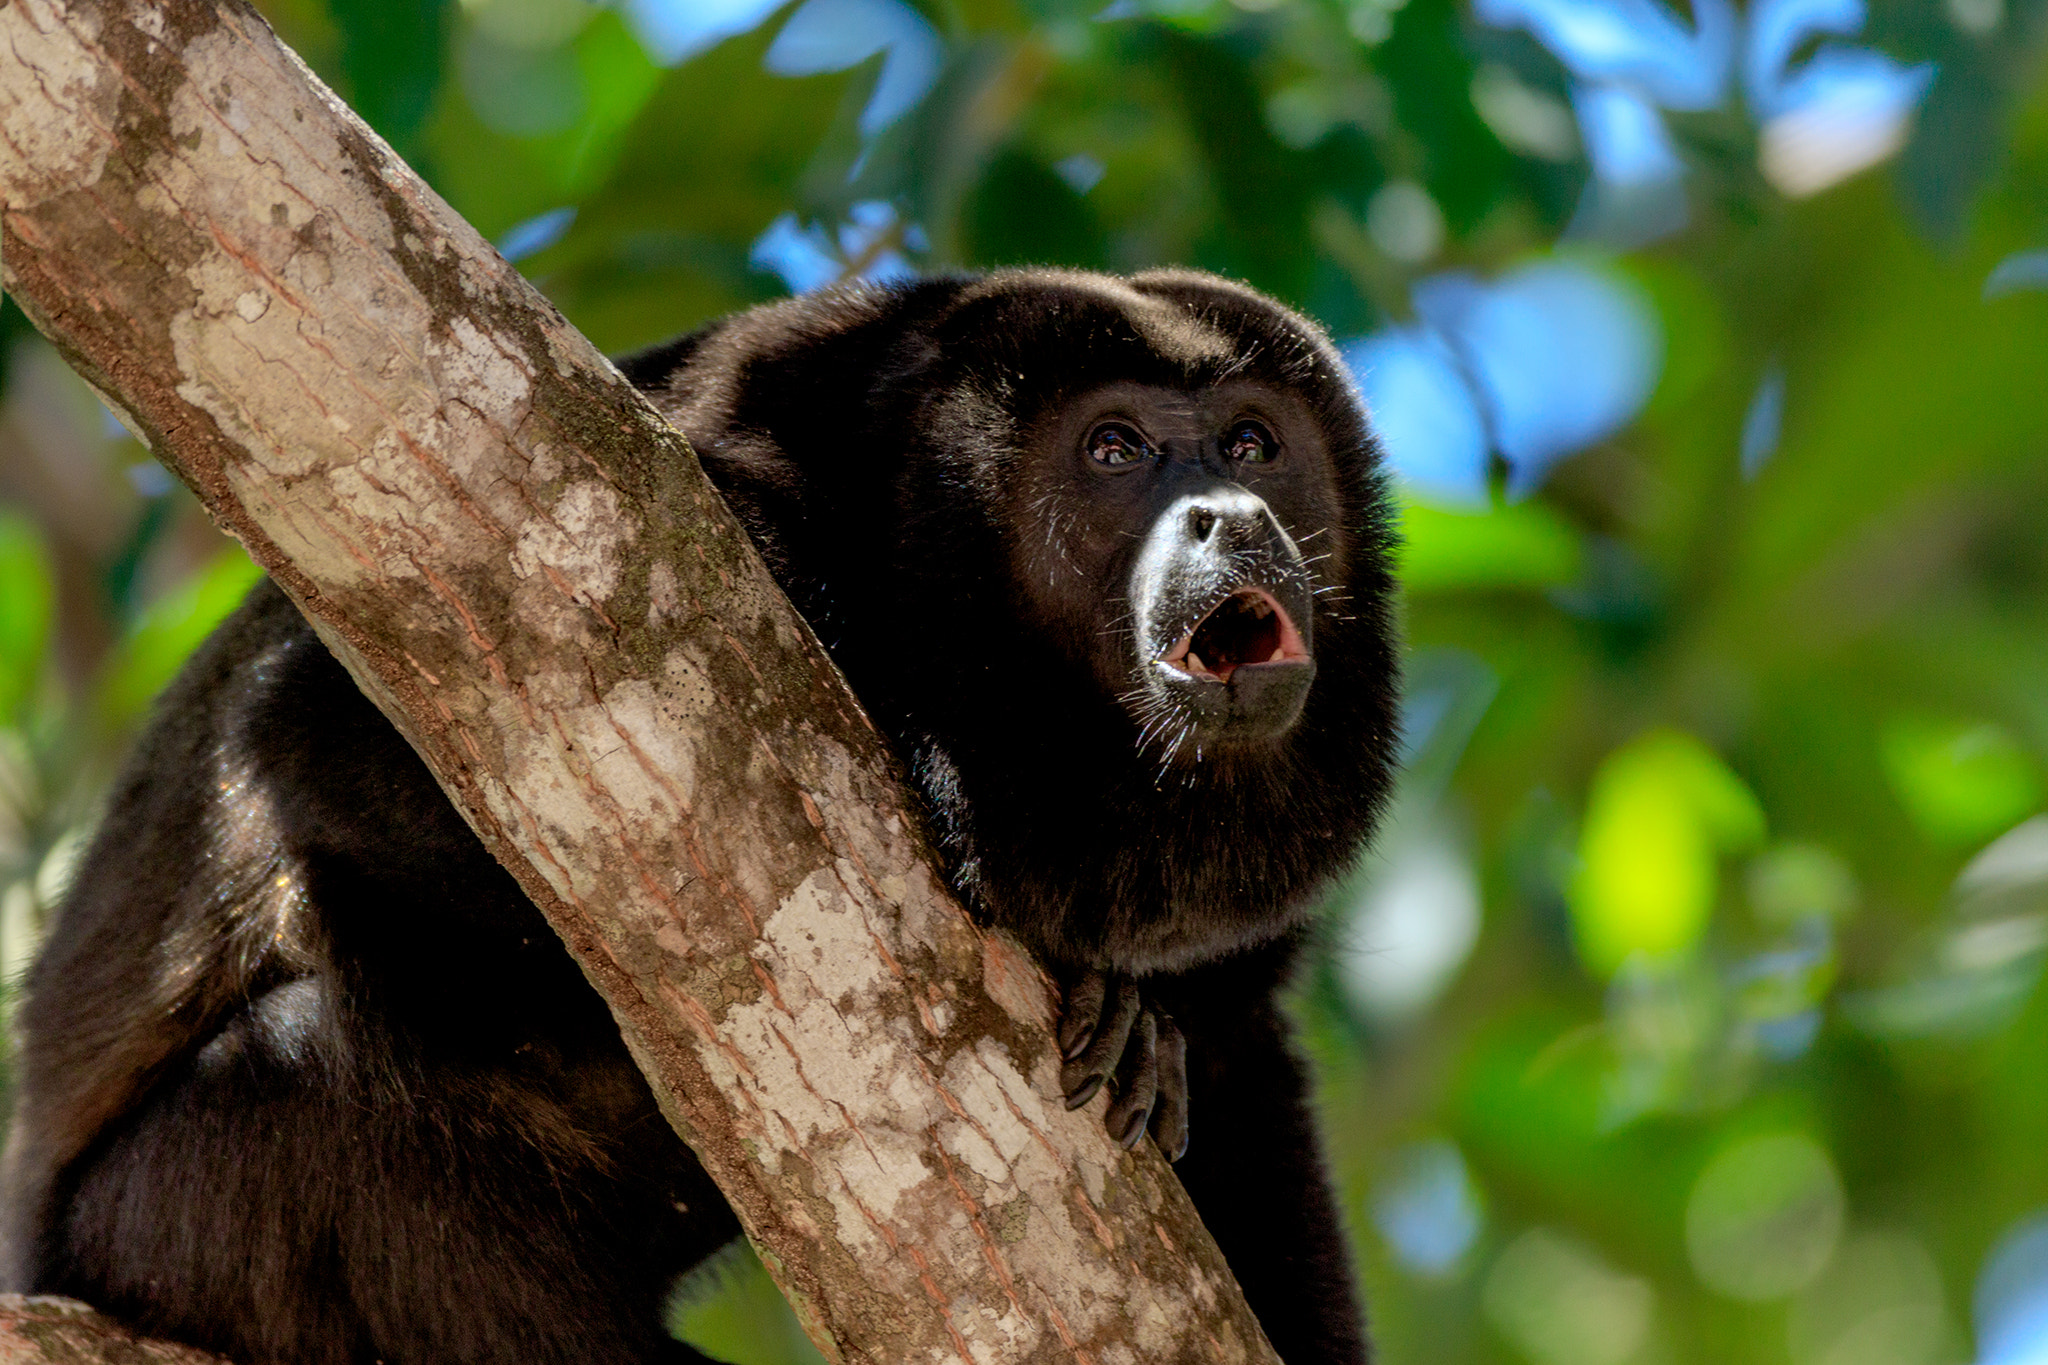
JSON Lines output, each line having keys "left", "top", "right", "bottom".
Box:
{"left": 1570, "top": 730, "right": 1766, "bottom": 977}
{"left": 426, "top": 10, "right": 667, "bottom": 239}
{"left": 0, "top": 295, "right": 37, "bottom": 398}
{"left": 522, "top": 22, "right": 866, "bottom": 348}
{"left": 670, "top": 1244, "right": 828, "bottom": 1365}
{"left": 329, "top": 0, "right": 453, "bottom": 154}
{"left": 97, "top": 551, "right": 265, "bottom": 732}
{"left": 960, "top": 144, "right": 1107, "bottom": 269}
{"left": 1399, "top": 493, "right": 1583, "bottom": 593}
{"left": 0, "top": 511, "right": 55, "bottom": 724}
{"left": 1880, "top": 715, "right": 2041, "bottom": 849}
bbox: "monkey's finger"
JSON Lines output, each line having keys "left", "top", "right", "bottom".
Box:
{"left": 1105, "top": 1009, "right": 1160, "bottom": 1150}
{"left": 1058, "top": 969, "right": 1111, "bottom": 1062}
{"left": 1062, "top": 975, "right": 1140, "bottom": 1108}
{"left": 1149, "top": 1014, "right": 1189, "bottom": 1162}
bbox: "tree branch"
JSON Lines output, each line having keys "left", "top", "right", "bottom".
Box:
{"left": 0, "top": 1297, "right": 230, "bottom": 1364}
{"left": 0, "top": 2, "right": 1280, "bottom": 1362}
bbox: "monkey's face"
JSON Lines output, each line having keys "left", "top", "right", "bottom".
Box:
{"left": 1012, "top": 380, "right": 1346, "bottom": 755}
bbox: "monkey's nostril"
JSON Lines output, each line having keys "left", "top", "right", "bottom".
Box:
{"left": 1189, "top": 508, "right": 1216, "bottom": 541}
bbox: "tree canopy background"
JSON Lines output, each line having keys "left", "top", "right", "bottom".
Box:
{"left": 2, "top": 0, "right": 2046, "bottom": 1361}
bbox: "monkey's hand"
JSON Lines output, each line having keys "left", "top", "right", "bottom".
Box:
{"left": 1058, "top": 969, "right": 1190, "bottom": 1161}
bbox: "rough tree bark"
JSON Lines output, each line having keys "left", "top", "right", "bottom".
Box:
{"left": 0, "top": 2, "right": 1285, "bottom": 1364}
{"left": 0, "top": 1296, "right": 229, "bottom": 1364}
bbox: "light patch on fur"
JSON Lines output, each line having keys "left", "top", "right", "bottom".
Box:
{"left": 143, "top": 723, "right": 319, "bottom": 1074}
{"left": 981, "top": 269, "right": 1238, "bottom": 369}
{"left": 1123, "top": 295, "right": 1237, "bottom": 369}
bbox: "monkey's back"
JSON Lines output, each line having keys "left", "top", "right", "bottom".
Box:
{"left": 3, "top": 582, "right": 733, "bottom": 1364}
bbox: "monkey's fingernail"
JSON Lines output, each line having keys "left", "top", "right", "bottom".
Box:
{"left": 1064, "top": 1076, "right": 1103, "bottom": 1110}
{"left": 1060, "top": 1027, "right": 1094, "bottom": 1062}
{"left": 1119, "top": 1111, "right": 1148, "bottom": 1149}
{"left": 1168, "top": 1134, "right": 1189, "bottom": 1162}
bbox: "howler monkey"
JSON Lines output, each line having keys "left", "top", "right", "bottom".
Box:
{"left": 3, "top": 269, "right": 1400, "bottom": 1365}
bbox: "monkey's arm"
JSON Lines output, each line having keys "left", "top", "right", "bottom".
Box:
{"left": 1157, "top": 950, "right": 1368, "bottom": 1365}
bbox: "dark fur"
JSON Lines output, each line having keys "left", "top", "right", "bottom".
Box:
{"left": 5, "top": 269, "right": 1398, "bottom": 1365}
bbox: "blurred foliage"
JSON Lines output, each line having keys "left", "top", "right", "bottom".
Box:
{"left": 3, "top": 0, "right": 2048, "bottom": 1362}
{"left": 1571, "top": 729, "right": 1766, "bottom": 976}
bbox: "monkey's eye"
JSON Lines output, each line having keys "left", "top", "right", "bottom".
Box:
{"left": 1226, "top": 420, "right": 1277, "bottom": 464}
{"left": 1087, "top": 423, "right": 1150, "bottom": 468}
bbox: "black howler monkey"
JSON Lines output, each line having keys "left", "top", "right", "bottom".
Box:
{"left": 3, "top": 269, "right": 1400, "bottom": 1365}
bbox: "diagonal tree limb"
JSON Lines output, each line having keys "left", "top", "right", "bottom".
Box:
{"left": 0, "top": 1, "right": 1282, "bottom": 1363}
{"left": 0, "top": 1296, "right": 233, "bottom": 1363}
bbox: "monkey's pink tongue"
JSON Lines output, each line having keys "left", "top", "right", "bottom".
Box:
{"left": 1169, "top": 589, "right": 1307, "bottom": 682}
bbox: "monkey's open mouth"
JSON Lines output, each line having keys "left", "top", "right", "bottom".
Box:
{"left": 1160, "top": 589, "right": 1311, "bottom": 683}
